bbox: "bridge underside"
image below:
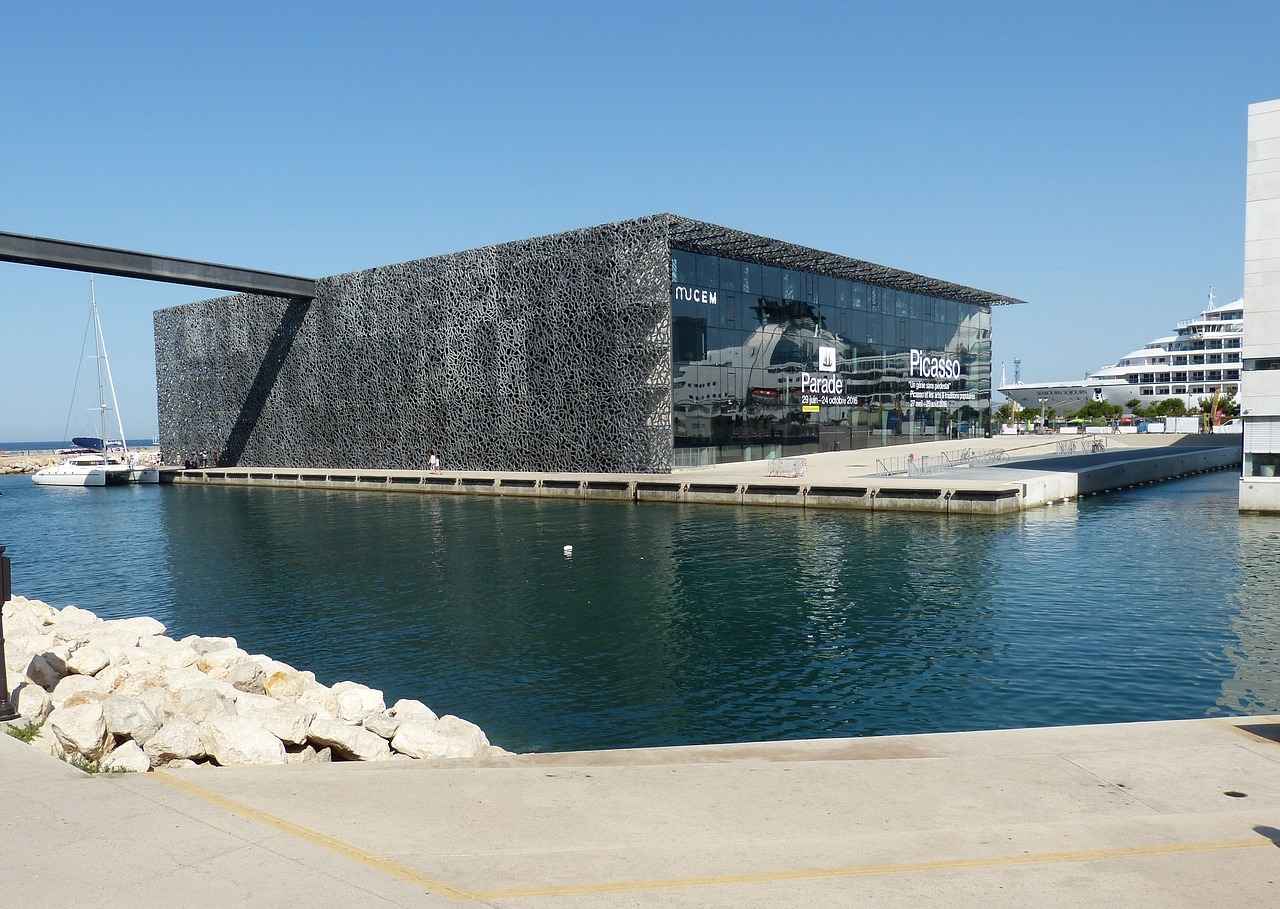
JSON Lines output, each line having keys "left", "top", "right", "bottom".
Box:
{"left": 0, "top": 231, "right": 315, "bottom": 299}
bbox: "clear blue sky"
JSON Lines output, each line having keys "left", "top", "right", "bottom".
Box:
{"left": 2, "top": 2, "right": 1277, "bottom": 441}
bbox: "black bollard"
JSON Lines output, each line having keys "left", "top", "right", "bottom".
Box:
{"left": 0, "top": 546, "right": 20, "bottom": 721}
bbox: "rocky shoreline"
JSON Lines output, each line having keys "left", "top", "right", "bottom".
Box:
{"left": 2, "top": 595, "right": 507, "bottom": 771}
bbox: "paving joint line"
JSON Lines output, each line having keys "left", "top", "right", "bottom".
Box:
{"left": 149, "top": 771, "right": 479, "bottom": 903}
{"left": 144, "top": 769, "right": 1273, "bottom": 902}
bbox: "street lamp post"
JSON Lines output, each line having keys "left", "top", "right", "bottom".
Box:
{"left": 0, "top": 546, "right": 20, "bottom": 722}
{"left": 1039, "top": 398, "right": 1048, "bottom": 435}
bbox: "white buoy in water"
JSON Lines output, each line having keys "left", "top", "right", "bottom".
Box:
{"left": 563, "top": 545, "right": 573, "bottom": 556}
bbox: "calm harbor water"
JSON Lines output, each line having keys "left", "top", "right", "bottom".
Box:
{"left": 1, "top": 469, "right": 1277, "bottom": 753}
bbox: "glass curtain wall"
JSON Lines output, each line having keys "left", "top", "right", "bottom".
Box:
{"left": 671, "top": 249, "right": 992, "bottom": 462}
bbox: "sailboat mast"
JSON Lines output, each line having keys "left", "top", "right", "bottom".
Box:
{"left": 90, "top": 279, "right": 130, "bottom": 458}
{"left": 90, "top": 279, "right": 109, "bottom": 451}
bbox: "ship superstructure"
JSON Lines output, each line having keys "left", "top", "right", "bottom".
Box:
{"left": 999, "top": 296, "right": 1242, "bottom": 413}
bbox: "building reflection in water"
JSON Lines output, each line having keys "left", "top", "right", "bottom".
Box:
{"left": 1219, "top": 516, "right": 1280, "bottom": 713}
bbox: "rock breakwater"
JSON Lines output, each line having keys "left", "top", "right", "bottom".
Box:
{"left": 2, "top": 595, "right": 507, "bottom": 770}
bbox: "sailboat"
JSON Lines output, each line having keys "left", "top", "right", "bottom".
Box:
{"left": 32, "top": 281, "right": 160, "bottom": 487}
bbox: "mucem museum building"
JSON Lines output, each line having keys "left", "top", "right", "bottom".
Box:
{"left": 155, "top": 215, "right": 1023, "bottom": 473}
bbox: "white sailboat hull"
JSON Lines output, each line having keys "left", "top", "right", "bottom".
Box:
{"left": 32, "top": 465, "right": 108, "bottom": 487}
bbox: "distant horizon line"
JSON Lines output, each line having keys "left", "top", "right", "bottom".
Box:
{"left": 0, "top": 437, "right": 157, "bottom": 451}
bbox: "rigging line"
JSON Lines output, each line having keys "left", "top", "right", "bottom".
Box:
{"left": 60, "top": 298, "right": 97, "bottom": 445}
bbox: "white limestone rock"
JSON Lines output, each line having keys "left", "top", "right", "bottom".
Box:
{"left": 108, "top": 646, "right": 154, "bottom": 670}
{"left": 143, "top": 718, "right": 207, "bottom": 765}
{"left": 436, "top": 715, "right": 491, "bottom": 756}
{"left": 9, "top": 680, "right": 52, "bottom": 721}
{"left": 181, "top": 634, "right": 237, "bottom": 655}
{"left": 54, "top": 604, "right": 100, "bottom": 625}
{"left": 113, "top": 667, "right": 168, "bottom": 701}
{"left": 332, "top": 681, "right": 386, "bottom": 724}
{"left": 263, "top": 669, "right": 315, "bottom": 703}
{"left": 390, "top": 720, "right": 451, "bottom": 759}
{"left": 103, "top": 695, "right": 162, "bottom": 745}
{"left": 5, "top": 595, "right": 56, "bottom": 625}
{"left": 136, "top": 686, "right": 169, "bottom": 724}
{"left": 255, "top": 703, "right": 315, "bottom": 746}
{"left": 137, "top": 637, "right": 198, "bottom": 670}
{"left": 51, "top": 624, "right": 103, "bottom": 648}
{"left": 308, "top": 714, "right": 391, "bottom": 761}
{"left": 164, "top": 687, "right": 236, "bottom": 725}
{"left": 3, "top": 608, "right": 47, "bottom": 637}
{"left": 296, "top": 683, "right": 339, "bottom": 718}
{"left": 5, "top": 633, "right": 53, "bottom": 672}
{"left": 91, "top": 631, "right": 145, "bottom": 660}
{"left": 163, "top": 666, "right": 226, "bottom": 692}
{"left": 93, "top": 663, "right": 132, "bottom": 693}
{"left": 362, "top": 710, "right": 401, "bottom": 740}
{"left": 50, "top": 674, "right": 110, "bottom": 710}
{"left": 250, "top": 656, "right": 297, "bottom": 676}
{"left": 48, "top": 703, "right": 113, "bottom": 761}
{"left": 392, "top": 716, "right": 490, "bottom": 760}
{"left": 223, "top": 660, "right": 267, "bottom": 694}
{"left": 388, "top": 698, "right": 438, "bottom": 724}
{"left": 195, "top": 646, "right": 251, "bottom": 675}
{"left": 110, "top": 615, "right": 166, "bottom": 638}
{"left": 24, "top": 652, "right": 63, "bottom": 690}
{"left": 235, "top": 695, "right": 315, "bottom": 745}
{"left": 201, "top": 715, "right": 287, "bottom": 766}
{"left": 36, "top": 643, "right": 76, "bottom": 678}
{"left": 65, "top": 643, "right": 110, "bottom": 677}
{"left": 102, "top": 739, "right": 151, "bottom": 773}
{"left": 286, "top": 744, "right": 332, "bottom": 764}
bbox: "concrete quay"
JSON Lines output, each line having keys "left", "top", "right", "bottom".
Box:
{"left": 5, "top": 714, "right": 1279, "bottom": 907}
{"left": 169, "top": 433, "right": 1242, "bottom": 514}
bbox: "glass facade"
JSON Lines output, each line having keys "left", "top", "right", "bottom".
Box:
{"left": 670, "top": 249, "right": 992, "bottom": 461}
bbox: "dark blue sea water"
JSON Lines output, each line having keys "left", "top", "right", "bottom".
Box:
{"left": 1, "top": 469, "right": 1277, "bottom": 753}
{"left": 0, "top": 440, "right": 155, "bottom": 453}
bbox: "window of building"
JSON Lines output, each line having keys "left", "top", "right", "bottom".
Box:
{"left": 671, "top": 250, "right": 697, "bottom": 284}
{"left": 696, "top": 253, "right": 719, "bottom": 289}
{"left": 762, "top": 265, "right": 781, "bottom": 299}
{"left": 673, "top": 316, "right": 707, "bottom": 363}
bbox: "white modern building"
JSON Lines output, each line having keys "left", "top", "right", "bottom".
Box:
{"left": 1240, "top": 98, "right": 1280, "bottom": 512}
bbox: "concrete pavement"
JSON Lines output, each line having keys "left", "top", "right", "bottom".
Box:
{"left": 5, "top": 714, "right": 1279, "bottom": 906}
{"left": 170, "top": 432, "right": 1242, "bottom": 514}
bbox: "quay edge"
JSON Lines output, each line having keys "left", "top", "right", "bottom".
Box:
{"left": 164, "top": 435, "right": 1242, "bottom": 515}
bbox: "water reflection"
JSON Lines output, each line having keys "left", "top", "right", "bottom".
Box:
{"left": 1, "top": 469, "right": 1275, "bottom": 753}
{"left": 1220, "top": 516, "right": 1280, "bottom": 712}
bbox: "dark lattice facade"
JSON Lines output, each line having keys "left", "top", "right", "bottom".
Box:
{"left": 155, "top": 215, "right": 1022, "bottom": 472}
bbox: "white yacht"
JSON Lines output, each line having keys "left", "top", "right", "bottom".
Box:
{"left": 999, "top": 296, "right": 1243, "bottom": 413}
{"left": 32, "top": 453, "right": 110, "bottom": 487}
{"left": 32, "top": 281, "right": 161, "bottom": 488}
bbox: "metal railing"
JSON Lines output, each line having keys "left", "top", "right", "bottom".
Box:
{"left": 671, "top": 447, "right": 719, "bottom": 468}
{"left": 875, "top": 447, "right": 1008, "bottom": 477}
{"left": 1055, "top": 436, "right": 1108, "bottom": 455}
{"left": 766, "top": 458, "right": 808, "bottom": 478}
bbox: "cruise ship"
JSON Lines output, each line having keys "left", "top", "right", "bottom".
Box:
{"left": 999, "top": 296, "right": 1243, "bottom": 413}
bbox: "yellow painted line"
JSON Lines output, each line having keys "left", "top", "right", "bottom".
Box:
{"left": 474, "top": 837, "right": 1271, "bottom": 900}
{"left": 150, "top": 771, "right": 478, "bottom": 903}
{"left": 147, "top": 771, "right": 1273, "bottom": 903}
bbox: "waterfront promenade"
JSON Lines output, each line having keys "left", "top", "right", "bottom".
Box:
{"left": 5, "top": 714, "right": 1279, "bottom": 906}
{"left": 170, "top": 432, "right": 1242, "bottom": 513}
